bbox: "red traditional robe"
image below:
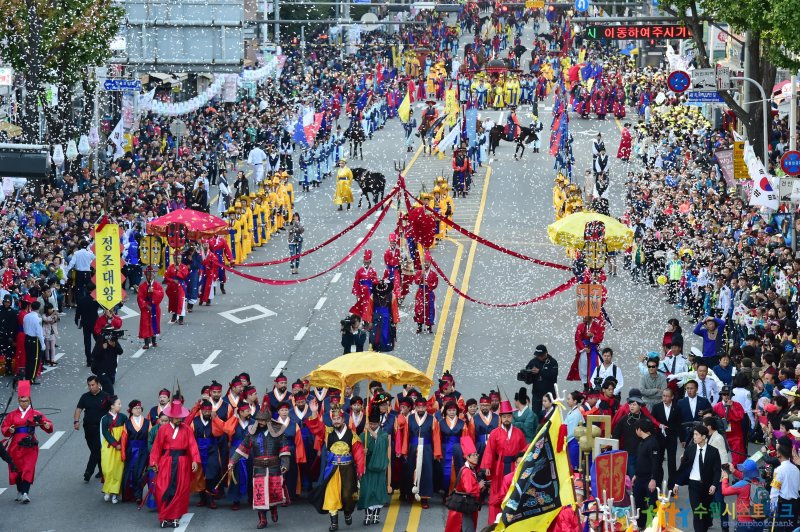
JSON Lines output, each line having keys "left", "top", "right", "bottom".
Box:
{"left": 164, "top": 264, "right": 189, "bottom": 315}
{"left": 383, "top": 245, "right": 408, "bottom": 299}
{"left": 567, "top": 317, "right": 606, "bottom": 385}
{"left": 137, "top": 280, "right": 164, "bottom": 339}
{"left": 199, "top": 252, "right": 219, "bottom": 304}
{"left": 149, "top": 422, "right": 201, "bottom": 522}
{"left": 13, "top": 310, "right": 28, "bottom": 375}
{"left": 350, "top": 266, "right": 378, "bottom": 321}
{"left": 1, "top": 407, "right": 54, "bottom": 485}
{"left": 479, "top": 425, "right": 528, "bottom": 525}
{"left": 444, "top": 464, "right": 482, "bottom": 532}
{"left": 713, "top": 400, "right": 746, "bottom": 466}
{"left": 617, "top": 127, "right": 632, "bottom": 160}
{"left": 413, "top": 268, "right": 438, "bottom": 326}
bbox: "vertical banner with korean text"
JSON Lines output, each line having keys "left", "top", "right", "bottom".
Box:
{"left": 95, "top": 224, "right": 123, "bottom": 310}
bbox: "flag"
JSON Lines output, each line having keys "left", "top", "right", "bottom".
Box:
{"left": 408, "top": 80, "right": 416, "bottom": 103}
{"left": 435, "top": 120, "right": 462, "bottom": 156}
{"left": 109, "top": 118, "right": 125, "bottom": 160}
{"left": 356, "top": 91, "right": 368, "bottom": 111}
{"left": 303, "top": 111, "right": 323, "bottom": 146}
{"left": 496, "top": 406, "right": 574, "bottom": 531}
{"left": 138, "top": 89, "right": 156, "bottom": 114}
{"left": 398, "top": 91, "right": 411, "bottom": 123}
{"left": 292, "top": 116, "right": 309, "bottom": 147}
{"left": 465, "top": 108, "right": 477, "bottom": 144}
{"left": 445, "top": 89, "right": 459, "bottom": 127}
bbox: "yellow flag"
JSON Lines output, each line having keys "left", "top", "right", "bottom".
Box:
{"left": 496, "top": 406, "right": 575, "bottom": 531}
{"left": 445, "top": 88, "right": 459, "bottom": 127}
{"left": 94, "top": 223, "right": 124, "bottom": 310}
{"left": 398, "top": 91, "right": 411, "bottom": 124}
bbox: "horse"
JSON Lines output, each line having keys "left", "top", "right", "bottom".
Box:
{"left": 417, "top": 114, "right": 439, "bottom": 155}
{"left": 488, "top": 124, "right": 540, "bottom": 159}
{"left": 344, "top": 121, "right": 366, "bottom": 160}
{"left": 351, "top": 168, "right": 386, "bottom": 209}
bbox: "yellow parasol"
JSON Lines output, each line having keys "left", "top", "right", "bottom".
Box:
{"left": 304, "top": 351, "right": 432, "bottom": 394}
{"left": 547, "top": 211, "right": 634, "bottom": 252}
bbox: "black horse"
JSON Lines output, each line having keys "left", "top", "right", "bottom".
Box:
{"left": 344, "top": 122, "right": 366, "bottom": 160}
{"left": 489, "top": 124, "right": 540, "bottom": 159}
{"left": 351, "top": 168, "right": 386, "bottom": 209}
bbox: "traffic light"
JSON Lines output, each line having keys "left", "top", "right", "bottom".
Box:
{"left": 501, "top": 5, "right": 508, "bottom": 12}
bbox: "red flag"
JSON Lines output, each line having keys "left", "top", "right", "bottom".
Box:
{"left": 408, "top": 80, "right": 416, "bottom": 103}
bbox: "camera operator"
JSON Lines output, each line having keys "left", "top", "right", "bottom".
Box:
{"left": 75, "top": 287, "right": 100, "bottom": 367}
{"left": 93, "top": 307, "right": 122, "bottom": 339}
{"left": 0, "top": 380, "right": 54, "bottom": 503}
{"left": 341, "top": 314, "right": 366, "bottom": 354}
{"left": 91, "top": 327, "right": 124, "bottom": 395}
{"left": 517, "top": 344, "right": 558, "bottom": 414}
{"left": 74, "top": 375, "right": 110, "bottom": 482}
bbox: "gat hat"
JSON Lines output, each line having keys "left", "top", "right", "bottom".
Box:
{"left": 17, "top": 380, "right": 31, "bottom": 399}
{"left": 388, "top": 232, "right": 398, "bottom": 243}
{"left": 255, "top": 409, "right": 271, "bottom": 421}
{"left": 368, "top": 408, "right": 381, "bottom": 423}
{"left": 499, "top": 400, "right": 514, "bottom": 415}
{"left": 162, "top": 400, "right": 190, "bottom": 419}
{"left": 364, "top": 249, "right": 373, "bottom": 261}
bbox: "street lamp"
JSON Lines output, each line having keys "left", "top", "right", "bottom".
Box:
{"left": 78, "top": 135, "right": 91, "bottom": 156}
{"left": 66, "top": 139, "right": 79, "bottom": 161}
{"left": 88, "top": 127, "right": 99, "bottom": 150}
{"left": 52, "top": 144, "right": 65, "bottom": 166}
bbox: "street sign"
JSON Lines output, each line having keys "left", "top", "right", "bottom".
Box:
{"left": 0, "top": 67, "right": 12, "bottom": 86}
{"left": 526, "top": 0, "right": 544, "bottom": 7}
{"left": 686, "top": 91, "right": 724, "bottom": 103}
{"left": 169, "top": 119, "right": 188, "bottom": 138}
{"left": 781, "top": 150, "right": 800, "bottom": 177}
{"left": 667, "top": 71, "right": 691, "bottom": 93}
{"left": 574, "top": 0, "right": 590, "bottom": 12}
{"left": 103, "top": 78, "right": 142, "bottom": 92}
{"left": 734, "top": 141, "right": 747, "bottom": 180}
{"left": 716, "top": 66, "right": 732, "bottom": 91}
{"left": 779, "top": 177, "right": 798, "bottom": 203}
{"left": 691, "top": 68, "right": 717, "bottom": 92}
{"left": 584, "top": 24, "right": 692, "bottom": 41}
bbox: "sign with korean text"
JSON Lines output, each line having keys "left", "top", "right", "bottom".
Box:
{"left": 140, "top": 235, "right": 164, "bottom": 266}
{"left": 780, "top": 150, "right": 800, "bottom": 177}
{"left": 714, "top": 149, "right": 735, "bottom": 186}
{"left": 526, "top": 0, "right": 544, "bottom": 7}
{"left": 95, "top": 224, "right": 123, "bottom": 310}
{"left": 734, "top": 141, "right": 746, "bottom": 180}
{"left": 691, "top": 68, "right": 716, "bottom": 92}
{"left": 584, "top": 24, "right": 692, "bottom": 41}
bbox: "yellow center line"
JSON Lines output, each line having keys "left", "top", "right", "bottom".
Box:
{"left": 425, "top": 237, "right": 465, "bottom": 378}
{"left": 442, "top": 167, "right": 493, "bottom": 372}
{"left": 381, "top": 493, "right": 401, "bottom": 532}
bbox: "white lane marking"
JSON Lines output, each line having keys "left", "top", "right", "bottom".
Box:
{"left": 331, "top": 272, "right": 342, "bottom": 283}
{"left": 132, "top": 348, "right": 146, "bottom": 359}
{"left": 219, "top": 304, "right": 277, "bottom": 324}
{"left": 40, "top": 353, "right": 65, "bottom": 375}
{"left": 295, "top": 196, "right": 305, "bottom": 203}
{"left": 294, "top": 327, "right": 308, "bottom": 341}
{"left": 117, "top": 305, "right": 139, "bottom": 320}
{"left": 174, "top": 513, "right": 194, "bottom": 532}
{"left": 191, "top": 350, "right": 222, "bottom": 376}
{"left": 271, "top": 361, "right": 288, "bottom": 378}
{"left": 314, "top": 297, "right": 327, "bottom": 310}
{"left": 40, "top": 431, "right": 65, "bottom": 450}
{"left": 0, "top": 488, "right": 6, "bottom": 496}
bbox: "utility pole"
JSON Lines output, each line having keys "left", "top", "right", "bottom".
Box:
{"left": 274, "top": 0, "right": 280, "bottom": 44}
{"left": 791, "top": 74, "right": 797, "bottom": 152}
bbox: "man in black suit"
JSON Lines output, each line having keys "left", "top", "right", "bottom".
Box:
{"left": 673, "top": 423, "right": 721, "bottom": 532}
{"left": 676, "top": 380, "right": 711, "bottom": 444}
{"left": 651, "top": 388, "right": 681, "bottom": 487}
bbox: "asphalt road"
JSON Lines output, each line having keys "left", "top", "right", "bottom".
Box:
{"left": 1, "top": 24, "right": 707, "bottom": 532}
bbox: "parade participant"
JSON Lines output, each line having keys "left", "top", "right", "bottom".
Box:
{"left": 100, "top": 394, "right": 127, "bottom": 504}
{"left": 264, "top": 373, "right": 290, "bottom": 413}
{"left": 150, "top": 399, "right": 201, "bottom": 529}
{"left": 289, "top": 388, "right": 315, "bottom": 494}
{"left": 333, "top": 159, "right": 354, "bottom": 211}
{"left": 350, "top": 250, "right": 378, "bottom": 324}
{"left": 217, "top": 401, "right": 255, "bottom": 510}
{"left": 228, "top": 409, "right": 291, "bottom": 529}
{"left": 451, "top": 147, "right": 470, "bottom": 197}
{"left": 631, "top": 419, "right": 660, "bottom": 530}
{"left": 1, "top": 380, "right": 53, "bottom": 503}
{"left": 430, "top": 371, "right": 467, "bottom": 415}
{"left": 444, "top": 436, "right": 483, "bottom": 532}
{"left": 121, "top": 400, "right": 152, "bottom": 506}
{"left": 191, "top": 400, "right": 223, "bottom": 508}
{"left": 183, "top": 244, "right": 202, "bottom": 312}
{"left": 472, "top": 395, "right": 498, "bottom": 462}
{"left": 307, "top": 400, "right": 366, "bottom": 531}
{"left": 208, "top": 380, "right": 230, "bottom": 421}
{"left": 677, "top": 380, "right": 712, "bottom": 444}
{"left": 769, "top": 437, "right": 800, "bottom": 532}
{"left": 370, "top": 279, "right": 399, "bottom": 352}
{"left": 273, "top": 401, "right": 306, "bottom": 498}
{"left": 223, "top": 376, "right": 244, "bottom": 411}
{"left": 75, "top": 375, "right": 110, "bottom": 482}
{"left": 512, "top": 387, "right": 538, "bottom": 443}
{"left": 480, "top": 399, "right": 528, "bottom": 525}
{"left": 149, "top": 389, "right": 173, "bottom": 425}
{"left": 568, "top": 315, "right": 606, "bottom": 390}
{"left": 383, "top": 233, "right": 403, "bottom": 295}
{"left": 414, "top": 252, "right": 439, "bottom": 334}
{"left": 617, "top": 122, "right": 632, "bottom": 161}
{"left": 436, "top": 400, "right": 472, "bottom": 494}
{"left": 403, "top": 109, "right": 417, "bottom": 152}
{"left": 399, "top": 396, "right": 442, "bottom": 508}
{"left": 137, "top": 266, "right": 164, "bottom": 349}
{"left": 357, "top": 407, "right": 392, "bottom": 525}
{"left": 165, "top": 252, "right": 189, "bottom": 325}
{"left": 712, "top": 386, "right": 746, "bottom": 466}
{"left": 198, "top": 243, "right": 219, "bottom": 306}
{"left": 348, "top": 396, "right": 366, "bottom": 435}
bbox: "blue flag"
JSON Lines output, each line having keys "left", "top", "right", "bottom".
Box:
{"left": 356, "top": 92, "right": 368, "bottom": 111}
{"left": 465, "top": 108, "right": 477, "bottom": 144}
{"left": 292, "top": 117, "right": 309, "bottom": 148}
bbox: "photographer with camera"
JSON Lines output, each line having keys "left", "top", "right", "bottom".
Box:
{"left": 517, "top": 344, "right": 558, "bottom": 414}
{"left": 0, "top": 380, "right": 54, "bottom": 503}
{"left": 91, "top": 326, "right": 124, "bottom": 395}
{"left": 341, "top": 314, "right": 366, "bottom": 355}
{"left": 444, "top": 436, "right": 484, "bottom": 532}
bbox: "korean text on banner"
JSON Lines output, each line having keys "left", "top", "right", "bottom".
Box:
{"left": 95, "top": 224, "right": 123, "bottom": 310}
{"left": 445, "top": 89, "right": 459, "bottom": 127}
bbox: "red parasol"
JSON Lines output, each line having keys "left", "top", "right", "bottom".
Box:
{"left": 146, "top": 209, "right": 228, "bottom": 241}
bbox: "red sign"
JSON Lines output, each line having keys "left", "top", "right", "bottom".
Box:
{"left": 592, "top": 450, "right": 628, "bottom": 501}
{"left": 781, "top": 150, "right": 800, "bottom": 177}
{"left": 585, "top": 24, "right": 692, "bottom": 40}
{"left": 166, "top": 223, "right": 188, "bottom": 249}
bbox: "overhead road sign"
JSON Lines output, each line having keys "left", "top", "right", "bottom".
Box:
{"left": 585, "top": 24, "right": 692, "bottom": 40}
{"left": 686, "top": 91, "right": 724, "bottom": 103}
{"left": 103, "top": 78, "right": 142, "bottom": 92}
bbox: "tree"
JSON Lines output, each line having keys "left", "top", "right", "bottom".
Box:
{"left": 666, "top": 0, "right": 800, "bottom": 160}
{"left": 0, "top": 0, "right": 122, "bottom": 143}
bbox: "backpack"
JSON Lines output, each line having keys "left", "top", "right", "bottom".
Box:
{"left": 748, "top": 480, "right": 771, "bottom": 519}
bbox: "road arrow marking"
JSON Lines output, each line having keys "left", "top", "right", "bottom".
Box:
{"left": 191, "top": 350, "right": 221, "bottom": 376}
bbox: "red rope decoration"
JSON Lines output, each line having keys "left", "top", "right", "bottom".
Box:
{"left": 235, "top": 187, "right": 398, "bottom": 268}
{"left": 428, "top": 258, "right": 578, "bottom": 308}
{"left": 221, "top": 195, "right": 393, "bottom": 285}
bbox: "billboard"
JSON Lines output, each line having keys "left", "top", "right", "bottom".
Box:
{"left": 111, "top": 0, "right": 244, "bottom": 73}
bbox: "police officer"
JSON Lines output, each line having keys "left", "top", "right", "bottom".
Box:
{"left": 632, "top": 418, "right": 661, "bottom": 530}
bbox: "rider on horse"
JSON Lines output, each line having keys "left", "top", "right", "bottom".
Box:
{"left": 504, "top": 105, "right": 521, "bottom": 141}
